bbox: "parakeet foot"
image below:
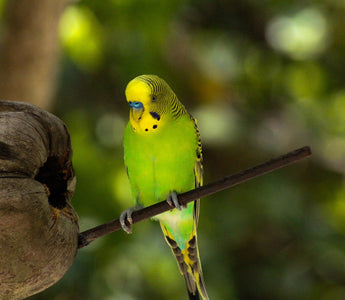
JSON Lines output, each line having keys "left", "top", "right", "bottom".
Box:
{"left": 120, "top": 207, "right": 138, "bottom": 234}
{"left": 167, "top": 191, "right": 185, "bottom": 211}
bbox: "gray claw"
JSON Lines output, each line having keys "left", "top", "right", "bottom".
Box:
{"left": 120, "top": 208, "right": 134, "bottom": 234}
{"left": 166, "top": 191, "right": 182, "bottom": 211}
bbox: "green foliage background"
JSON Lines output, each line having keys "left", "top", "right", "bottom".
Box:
{"left": 25, "top": 0, "right": 345, "bottom": 299}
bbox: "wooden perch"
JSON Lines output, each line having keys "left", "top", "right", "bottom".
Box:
{"left": 0, "top": 100, "right": 78, "bottom": 300}
{"left": 78, "top": 146, "right": 312, "bottom": 249}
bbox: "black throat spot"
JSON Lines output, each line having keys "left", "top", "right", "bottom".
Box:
{"left": 150, "top": 111, "right": 161, "bottom": 121}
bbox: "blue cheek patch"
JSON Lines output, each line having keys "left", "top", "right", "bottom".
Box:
{"left": 129, "top": 101, "right": 144, "bottom": 109}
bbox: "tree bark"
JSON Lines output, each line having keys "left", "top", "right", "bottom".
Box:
{"left": 0, "top": 100, "right": 78, "bottom": 299}
{"left": 0, "top": 0, "right": 70, "bottom": 111}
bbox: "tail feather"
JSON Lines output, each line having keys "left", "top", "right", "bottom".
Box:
{"left": 187, "top": 291, "right": 200, "bottom": 300}
{"left": 183, "top": 266, "right": 208, "bottom": 300}
{"left": 194, "top": 270, "right": 208, "bottom": 300}
{"left": 184, "top": 271, "right": 210, "bottom": 300}
{"left": 160, "top": 222, "right": 209, "bottom": 300}
{"left": 187, "top": 236, "right": 208, "bottom": 300}
{"left": 185, "top": 272, "right": 200, "bottom": 299}
{"left": 184, "top": 272, "right": 199, "bottom": 299}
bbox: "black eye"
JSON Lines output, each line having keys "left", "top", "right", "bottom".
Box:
{"left": 151, "top": 95, "right": 157, "bottom": 102}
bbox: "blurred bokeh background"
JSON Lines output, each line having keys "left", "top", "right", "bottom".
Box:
{"left": 0, "top": 0, "right": 344, "bottom": 299}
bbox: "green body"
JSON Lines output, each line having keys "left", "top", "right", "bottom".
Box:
{"left": 124, "top": 113, "right": 197, "bottom": 250}
{"left": 123, "top": 74, "right": 208, "bottom": 299}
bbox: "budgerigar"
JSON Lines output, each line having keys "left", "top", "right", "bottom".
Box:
{"left": 120, "top": 74, "right": 209, "bottom": 300}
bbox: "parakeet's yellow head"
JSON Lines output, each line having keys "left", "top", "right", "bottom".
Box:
{"left": 125, "top": 74, "right": 185, "bottom": 134}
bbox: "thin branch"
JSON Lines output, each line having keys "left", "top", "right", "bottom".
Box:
{"left": 78, "top": 146, "right": 312, "bottom": 249}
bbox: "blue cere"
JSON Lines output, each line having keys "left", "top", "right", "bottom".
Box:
{"left": 129, "top": 101, "right": 144, "bottom": 109}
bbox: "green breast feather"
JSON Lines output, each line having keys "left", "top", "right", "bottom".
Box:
{"left": 124, "top": 114, "right": 197, "bottom": 247}
{"left": 124, "top": 113, "right": 197, "bottom": 202}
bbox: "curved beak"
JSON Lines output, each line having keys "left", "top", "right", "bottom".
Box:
{"left": 130, "top": 109, "right": 144, "bottom": 122}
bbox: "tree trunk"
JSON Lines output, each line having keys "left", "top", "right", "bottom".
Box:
{"left": 0, "top": 100, "right": 78, "bottom": 299}
{"left": 0, "top": 0, "right": 70, "bottom": 111}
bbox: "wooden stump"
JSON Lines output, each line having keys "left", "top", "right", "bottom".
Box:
{"left": 0, "top": 100, "right": 78, "bottom": 299}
